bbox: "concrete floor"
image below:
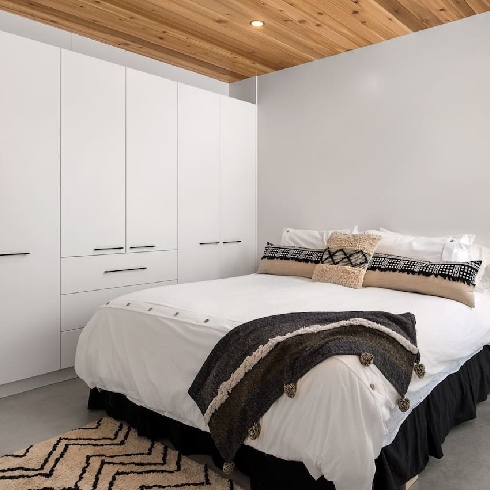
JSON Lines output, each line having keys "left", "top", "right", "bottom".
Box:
{"left": 0, "top": 378, "right": 102, "bottom": 455}
{"left": 0, "top": 378, "right": 489, "bottom": 489}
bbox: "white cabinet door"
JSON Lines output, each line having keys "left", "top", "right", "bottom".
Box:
{"left": 61, "top": 50, "right": 125, "bottom": 258}
{"left": 178, "top": 84, "right": 221, "bottom": 283}
{"left": 126, "top": 69, "right": 178, "bottom": 253}
{"left": 0, "top": 32, "right": 61, "bottom": 385}
{"left": 220, "top": 97, "right": 257, "bottom": 278}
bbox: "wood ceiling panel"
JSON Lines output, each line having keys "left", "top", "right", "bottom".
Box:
{"left": 465, "top": 0, "right": 490, "bottom": 14}
{"left": 123, "top": 0, "right": 306, "bottom": 68}
{"left": 39, "top": 0, "right": 273, "bottom": 77}
{"left": 0, "top": 0, "right": 488, "bottom": 82}
{"left": 443, "top": 0, "right": 478, "bottom": 17}
{"left": 308, "top": 0, "right": 385, "bottom": 44}
{"left": 373, "top": 0, "right": 433, "bottom": 30}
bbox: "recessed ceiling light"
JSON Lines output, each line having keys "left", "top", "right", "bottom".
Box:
{"left": 250, "top": 20, "right": 265, "bottom": 27}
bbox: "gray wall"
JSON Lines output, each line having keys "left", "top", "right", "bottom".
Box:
{"left": 229, "top": 77, "right": 257, "bottom": 104}
{"left": 258, "top": 12, "right": 490, "bottom": 249}
{"left": 0, "top": 10, "right": 228, "bottom": 95}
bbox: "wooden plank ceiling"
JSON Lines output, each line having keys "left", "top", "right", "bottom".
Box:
{"left": 0, "top": 0, "right": 488, "bottom": 82}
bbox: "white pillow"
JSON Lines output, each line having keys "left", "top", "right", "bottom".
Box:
{"left": 366, "top": 228, "right": 476, "bottom": 262}
{"left": 280, "top": 226, "right": 359, "bottom": 249}
{"left": 470, "top": 244, "right": 490, "bottom": 292}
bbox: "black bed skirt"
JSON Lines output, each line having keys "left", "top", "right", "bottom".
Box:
{"left": 88, "top": 345, "right": 490, "bottom": 490}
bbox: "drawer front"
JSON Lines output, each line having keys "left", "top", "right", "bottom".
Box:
{"left": 61, "top": 327, "right": 83, "bottom": 369}
{"left": 61, "top": 250, "right": 177, "bottom": 294}
{"left": 61, "top": 281, "right": 176, "bottom": 332}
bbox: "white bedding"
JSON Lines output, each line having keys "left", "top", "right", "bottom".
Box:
{"left": 75, "top": 274, "right": 490, "bottom": 490}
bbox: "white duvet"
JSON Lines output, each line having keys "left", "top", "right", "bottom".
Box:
{"left": 76, "top": 274, "right": 490, "bottom": 490}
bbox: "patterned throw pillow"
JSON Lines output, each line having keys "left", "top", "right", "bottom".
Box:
{"left": 364, "top": 254, "right": 482, "bottom": 307}
{"left": 258, "top": 243, "right": 324, "bottom": 278}
{"left": 312, "top": 232, "right": 382, "bottom": 288}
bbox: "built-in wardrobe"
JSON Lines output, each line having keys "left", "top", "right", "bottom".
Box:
{"left": 0, "top": 30, "right": 256, "bottom": 387}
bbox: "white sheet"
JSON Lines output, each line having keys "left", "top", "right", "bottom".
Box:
{"left": 75, "top": 274, "right": 490, "bottom": 490}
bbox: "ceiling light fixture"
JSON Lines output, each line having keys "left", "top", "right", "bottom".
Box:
{"left": 250, "top": 20, "right": 265, "bottom": 27}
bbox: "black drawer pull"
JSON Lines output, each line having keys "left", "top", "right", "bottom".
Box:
{"left": 94, "top": 247, "right": 124, "bottom": 251}
{"left": 223, "top": 241, "right": 242, "bottom": 244}
{"left": 130, "top": 245, "right": 156, "bottom": 249}
{"left": 0, "top": 252, "right": 30, "bottom": 257}
{"left": 199, "top": 242, "right": 220, "bottom": 245}
{"left": 104, "top": 267, "right": 147, "bottom": 274}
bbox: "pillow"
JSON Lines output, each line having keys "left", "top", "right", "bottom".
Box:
{"left": 312, "top": 232, "right": 382, "bottom": 288}
{"left": 281, "top": 226, "right": 359, "bottom": 249}
{"left": 364, "top": 253, "right": 482, "bottom": 307}
{"left": 470, "top": 244, "right": 490, "bottom": 292}
{"left": 258, "top": 243, "right": 324, "bottom": 278}
{"left": 366, "top": 229, "right": 476, "bottom": 262}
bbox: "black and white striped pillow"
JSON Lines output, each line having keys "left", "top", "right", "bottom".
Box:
{"left": 364, "top": 253, "right": 482, "bottom": 307}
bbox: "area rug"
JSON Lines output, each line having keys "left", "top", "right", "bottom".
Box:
{"left": 0, "top": 417, "right": 243, "bottom": 489}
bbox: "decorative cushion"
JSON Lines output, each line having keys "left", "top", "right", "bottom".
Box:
{"left": 258, "top": 243, "right": 324, "bottom": 278}
{"left": 364, "top": 254, "right": 482, "bottom": 307}
{"left": 312, "top": 232, "right": 382, "bottom": 288}
{"left": 280, "top": 226, "right": 359, "bottom": 249}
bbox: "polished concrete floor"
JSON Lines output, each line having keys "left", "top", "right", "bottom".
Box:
{"left": 0, "top": 378, "right": 489, "bottom": 489}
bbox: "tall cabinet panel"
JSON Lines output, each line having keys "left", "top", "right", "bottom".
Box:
{"left": 0, "top": 32, "right": 61, "bottom": 385}
{"left": 126, "top": 69, "right": 178, "bottom": 253}
{"left": 178, "top": 84, "right": 221, "bottom": 283}
{"left": 220, "top": 96, "right": 257, "bottom": 279}
{"left": 61, "top": 50, "right": 125, "bottom": 258}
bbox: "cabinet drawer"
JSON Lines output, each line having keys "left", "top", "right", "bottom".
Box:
{"left": 61, "top": 281, "right": 176, "bottom": 332}
{"left": 61, "top": 328, "right": 83, "bottom": 369}
{"left": 61, "top": 250, "right": 177, "bottom": 294}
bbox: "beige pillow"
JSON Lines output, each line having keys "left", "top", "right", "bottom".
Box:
{"left": 364, "top": 254, "right": 482, "bottom": 307}
{"left": 312, "top": 233, "right": 382, "bottom": 288}
{"left": 258, "top": 243, "right": 324, "bottom": 278}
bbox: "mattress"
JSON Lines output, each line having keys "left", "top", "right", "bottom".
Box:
{"left": 75, "top": 274, "right": 490, "bottom": 490}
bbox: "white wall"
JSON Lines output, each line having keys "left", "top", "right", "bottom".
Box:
{"left": 0, "top": 10, "right": 228, "bottom": 95}
{"left": 258, "top": 12, "right": 490, "bottom": 250}
{"left": 230, "top": 76, "right": 257, "bottom": 104}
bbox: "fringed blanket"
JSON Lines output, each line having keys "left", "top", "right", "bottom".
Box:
{"left": 188, "top": 311, "right": 424, "bottom": 473}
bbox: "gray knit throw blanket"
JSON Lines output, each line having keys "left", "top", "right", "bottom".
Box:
{"left": 188, "top": 311, "right": 424, "bottom": 473}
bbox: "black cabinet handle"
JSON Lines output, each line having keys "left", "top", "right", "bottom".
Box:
{"left": 94, "top": 247, "right": 124, "bottom": 252}
{"left": 0, "top": 252, "right": 30, "bottom": 257}
{"left": 199, "top": 242, "right": 220, "bottom": 245}
{"left": 104, "top": 267, "right": 147, "bottom": 274}
{"left": 223, "top": 241, "right": 242, "bottom": 244}
{"left": 130, "top": 245, "right": 156, "bottom": 249}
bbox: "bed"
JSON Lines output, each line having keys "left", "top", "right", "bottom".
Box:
{"left": 76, "top": 273, "right": 490, "bottom": 490}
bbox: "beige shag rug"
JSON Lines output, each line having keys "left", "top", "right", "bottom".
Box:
{"left": 0, "top": 417, "right": 243, "bottom": 489}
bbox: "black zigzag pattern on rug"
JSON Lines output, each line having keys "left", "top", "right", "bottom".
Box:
{"left": 0, "top": 421, "right": 128, "bottom": 478}
{"left": 0, "top": 418, "right": 238, "bottom": 490}
{"left": 321, "top": 248, "right": 370, "bottom": 268}
{"left": 3, "top": 446, "right": 33, "bottom": 459}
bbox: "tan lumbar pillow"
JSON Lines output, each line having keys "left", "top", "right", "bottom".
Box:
{"left": 312, "top": 232, "right": 382, "bottom": 288}
{"left": 364, "top": 254, "right": 482, "bottom": 307}
{"left": 258, "top": 243, "right": 325, "bottom": 278}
